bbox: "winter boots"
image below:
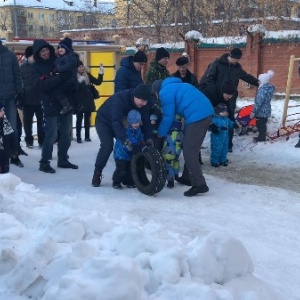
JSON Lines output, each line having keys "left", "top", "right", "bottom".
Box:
{"left": 184, "top": 184, "right": 209, "bottom": 197}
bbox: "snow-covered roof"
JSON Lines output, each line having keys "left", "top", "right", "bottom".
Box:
{"left": 0, "top": 0, "right": 114, "bottom": 12}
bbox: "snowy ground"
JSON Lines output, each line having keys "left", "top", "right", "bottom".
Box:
{"left": 0, "top": 99, "right": 300, "bottom": 300}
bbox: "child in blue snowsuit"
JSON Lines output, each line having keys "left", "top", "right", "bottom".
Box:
{"left": 112, "top": 109, "right": 145, "bottom": 189}
{"left": 210, "top": 103, "right": 237, "bottom": 167}
{"left": 162, "top": 114, "right": 184, "bottom": 188}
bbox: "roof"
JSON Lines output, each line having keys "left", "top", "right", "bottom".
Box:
{"left": 0, "top": 0, "right": 114, "bottom": 12}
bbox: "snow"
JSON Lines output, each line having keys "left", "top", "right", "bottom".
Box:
{"left": 1, "top": 98, "right": 300, "bottom": 299}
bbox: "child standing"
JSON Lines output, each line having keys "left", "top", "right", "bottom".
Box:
{"left": 210, "top": 103, "right": 237, "bottom": 167}
{"left": 250, "top": 70, "right": 275, "bottom": 142}
{"left": 0, "top": 104, "right": 17, "bottom": 173}
{"left": 112, "top": 110, "right": 145, "bottom": 189}
{"left": 162, "top": 114, "right": 184, "bottom": 188}
{"left": 54, "top": 37, "right": 79, "bottom": 115}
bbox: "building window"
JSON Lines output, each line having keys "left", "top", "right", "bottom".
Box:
{"left": 49, "top": 14, "right": 55, "bottom": 21}
{"left": 28, "top": 12, "right": 33, "bottom": 19}
{"left": 39, "top": 26, "right": 44, "bottom": 32}
{"left": 28, "top": 25, "right": 33, "bottom": 31}
{"left": 39, "top": 13, "right": 44, "bottom": 19}
{"left": 49, "top": 27, "right": 55, "bottom": 32}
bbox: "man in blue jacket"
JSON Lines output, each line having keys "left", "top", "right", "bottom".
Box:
{"left": 152, "top": 78, "right": 214, "bottom": 197}
{"left": 91, "top": 84, "right": 154, "bottom": 187}
{"left": 114, "top": 51, "right": 147, "bottom": 93}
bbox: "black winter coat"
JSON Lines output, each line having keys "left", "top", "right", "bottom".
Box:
{"left": 77, "top": 73, "right": 103, "bottom": 113}
{"left": 96, "top": 88, "right": 153, "bottom": 143}
{"left": 172, "top": 69, "right": 199, "bottom": 89}
{"left": 31, "top": 40, "right": 72, "bottom": 116}
{"left": 20, "top": 61, "right": 41, "bottom": 106}
{"left": 199, "top": 54, "right": 259, "bottom": 91}
{"left": 114, "top": 56, "right": 144, "bottom": 93}
{"left": 0, "top": 43, "right": 23, "bottom": 99}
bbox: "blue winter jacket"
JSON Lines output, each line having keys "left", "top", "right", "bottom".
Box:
{"left": 114, "top": 56, "right": 144, "bottom": 93}
{"left": 96, "top": 88, "right": 153, "bottom": 143}
{"left": 157, "top": 77, "right": 214, "bottom": 137}
{"left": 253, "top": 83, "right": 275, "bottom": 118}
{"left": 114, "top": 127, "right": 144, "bottom": 161}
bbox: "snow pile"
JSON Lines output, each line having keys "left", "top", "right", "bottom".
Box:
{"left": 0, "top": 174, "right": 281, "bottom": 300}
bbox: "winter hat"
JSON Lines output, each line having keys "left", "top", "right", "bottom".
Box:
{"left": 258, "top": 70, "right": 275, "bottom": 85}
{"left": 229, "top": 48, "right": 242, "bottom": 59}
{"left": 78, "top": 60, "right": 84, "bottom": 66}
{"left": 133, "top": 51, "right": 147, "bottom": 63}
{"left": 150, "top": 114, "right": 157, "bottom": 121}
{"left": 152, "top": 79, "right": 163, "bottom": 95}
{"left": 58, "top": 37, "right": 73, "bottom": 53}
{"left": 155, "top": 47, "right": 170, "bottom": 61}
{"left": 24, "top": 46, "right": 33, "bottom": 58}
{"left": 215, "top": 103, "right": 228, "bottom": 114}
{"left": 222, "top": 80, "right": 236, "bottom": 95}
{"left": 127, "top": 109, "right": 142, "bottom": 125}
{"left": 134, "top": 84, "right": 152, "bottom": 101}
{"left": 176, "top": 56, "right": 189, "bottom": 66}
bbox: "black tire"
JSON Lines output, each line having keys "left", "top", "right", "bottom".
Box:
{"left": 131, "top": 146, "right": 167, "bottom": 196}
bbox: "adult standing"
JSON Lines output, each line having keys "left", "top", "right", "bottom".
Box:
{"left": 76, "top": 61, "right": 104, "bottom": 143}
{"left": 152, "top": 78, "right": 214, "bottom": 197}
{"left": 172, "top": 56, "right": 199, "bottom": 88}
{"left": 0, "top": 40, "right": 24, "bottom": 167}
{"left": 145, "top": 47, "right": 170, "bottom": 85}
{"left": 199, "top": 48, "right": 259, "bottom": 152}
{"left": 91, "top": 84, "right": 154, "bottom": 187}
{"left": 20, "top": 46, "right": 44, "bottom": 148}
{"left": 114, "top": 50, "right": 147, "bottom": 92}
{"left": 31, "top": 39, "right": 78, "bottom": 173}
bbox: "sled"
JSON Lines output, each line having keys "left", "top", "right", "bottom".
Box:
{"left": 268, "top": 121, "right": 300, "bottom": 141}
{"left": 236, "top": 104, "right": 256, "bottom": 127}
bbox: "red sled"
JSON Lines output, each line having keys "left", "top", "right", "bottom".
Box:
{"left": 268, "top": 121, "right": 300, "bottom": 141}
{"left": 236, "top": 104, "right": 256, "bottom": 127}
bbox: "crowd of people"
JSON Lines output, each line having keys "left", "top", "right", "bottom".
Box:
{"left": 0, "top": 39, "right": 288, "bottom": 197}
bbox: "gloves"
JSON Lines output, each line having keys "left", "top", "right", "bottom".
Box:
{"left": 220, "top": 126, "right": 228, "bottom": 130}
{"left": 124, "top": 139, "right": 133, "bottom": 152}
{"left": 78, "top": 75, "right": 85, "bottom": 83}
{"left": 209, "top": 123, "right": 219, "bottom": 134}
{"left": 99, "top": 64, "right": 104, "bottom": 75}
{"left": 146, "top": 138, "right": 154, "bottom": 147}
{"left": 250, "top": 112, "right": 255, "bottom": 119}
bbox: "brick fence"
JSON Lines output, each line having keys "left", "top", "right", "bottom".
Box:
{"left": 125, "top": 32, "right": 300, "bottom": 98}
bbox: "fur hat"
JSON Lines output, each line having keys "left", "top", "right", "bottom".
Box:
{"left": 258, "top": 70, "right": 274, "bottom": 85}
{"left": 229, "top": 48, "right": 242, "bottom": 59}
{"left": 25, "top": 46, "right": 33, "bottom": 58}
{"left": 151, "top": 79, "right": 163, "bottom": 95}
{"left": 176, "top": 56, "right": 189, "bottom": 66}
{"left": 134, "top": 84, "right": 152, "bottom": 101}
{"left": 133, "top": 51, "right": 147, "bottom": 63}
{"left": 127, "top": 109, "right": 142, "bottom": 125}
{"left": 58, "top": 37, "right": 73, "bottom": 53}
{"left": 222, "top": 80, "right": 236, "bottom": 95}
{"left": 155, "top": 47, "right": 170, "bottom": 61}
{"left": 215, "top": 103, "right": 228, "bottom": 114}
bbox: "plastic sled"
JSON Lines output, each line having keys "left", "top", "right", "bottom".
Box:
{"left": 236, "top": 104, "right": 256, "bottom": 127}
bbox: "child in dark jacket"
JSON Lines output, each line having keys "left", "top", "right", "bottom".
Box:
{"left": 112, "top": 110, "right": 145, "bottom": 189}
{"left": 54, "top": 37, "right": 79, "bottom": 115}
{"left": 0, "top": 104, "right": 17, "bottom": 173}
{"left": 210, "top": 103, "right": 238, "bottom": 167}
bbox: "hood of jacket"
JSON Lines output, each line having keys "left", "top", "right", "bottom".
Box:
{"left": 120, "top": 56, "right": 136, "bottom": 70}
{"left": 32, "top": 39, "right": 56, "bottom": 62}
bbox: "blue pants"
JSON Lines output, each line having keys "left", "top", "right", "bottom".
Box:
{"left": 40, "top": 114, "right": 72, "bottom": 164}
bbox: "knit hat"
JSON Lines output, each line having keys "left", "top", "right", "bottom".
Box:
{"left": 155, "top": 47, "right": 170, "bottom": 61}
{"left": 127, "top": 109, "right": 142, "bottom": 125}
{"left": 222, "top": 80, "right": 236, "bottom": 95}
{"left": 58, "top": 37, "right": 73, "bottom": 53}
{"left": 78, "top": 60, "right": 84, "bottom": 66}
{"left": 150, "top": 114, "right": 157, "bottom": 121}
{"left": 24, "top": 46, "right": 33, "bottom": 58}
{"left": 258, "top": 70, "right": 275, "bottom": 85}
{"left": 152, "top": 79, "right": 163, "bottom": 95}
{"left": 133, "top": 51, "right": 147, "bottom": 63}
{"left": 134, "top": 84, "right": 152, "bottom": 101}
{"left": 176, "top": 56, "right": 189, "bottom": 66}
{"left": 229, "top": 48, "right": 242, "bottom": 59}
{"left": 215, "top": 103, "right": 228, "bottom": 114}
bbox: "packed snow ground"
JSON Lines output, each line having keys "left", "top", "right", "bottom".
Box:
{"left": 0, "top": 99, "right": 300, "bottom": 300}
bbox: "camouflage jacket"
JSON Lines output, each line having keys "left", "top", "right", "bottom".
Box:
{"left": 145, "top": 60, "right": 170, "bottom": 85}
